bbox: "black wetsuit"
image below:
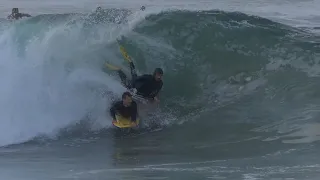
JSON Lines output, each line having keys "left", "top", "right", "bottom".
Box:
{"left": 133, "top": 75, "right": 163, "bottom": 99}
{"left": 117, "top": 62, "right": 163, "bottom": 99}
{"left": 109, "top": 100, "right": 138, "bottom": 122}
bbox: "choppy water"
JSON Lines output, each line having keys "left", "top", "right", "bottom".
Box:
{"left": 0, "top": 0, "right": 320, "bottom": 179}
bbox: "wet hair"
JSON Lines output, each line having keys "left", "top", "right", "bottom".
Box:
{"left": 12, "top": 8, "right": 19, "bottom": 13}
{"left": 153, "top": 68, "right": 163, "bottom": 76}
{"left": 122, "top": 91, "right": 132, "bottom": 99}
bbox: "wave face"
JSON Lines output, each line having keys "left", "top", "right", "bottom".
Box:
{"left": 0, "top": 9, "right": 319, "bottom": 147}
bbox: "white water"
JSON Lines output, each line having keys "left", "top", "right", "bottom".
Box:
{"left": 0, "top": 17, "right": 128, "bottom": 146}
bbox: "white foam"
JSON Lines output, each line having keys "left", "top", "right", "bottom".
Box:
{"left": 0, "top": 16, "right": 127, "bottom": 147}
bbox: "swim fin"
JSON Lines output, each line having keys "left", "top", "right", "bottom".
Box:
{"left": 119, "top": 45, "right": 132, "bottom": 63}
{"left": 105, "top": 63, "right": 121, "bottom": 71}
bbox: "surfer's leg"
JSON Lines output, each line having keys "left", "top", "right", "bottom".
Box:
{"left": 129, "top": 62, "right": 138, "bottom": 82}
{"left": 117, "top": 70, "right": 130, "bottom": 88}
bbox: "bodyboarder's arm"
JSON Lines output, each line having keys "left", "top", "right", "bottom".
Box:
{"left": 21, "top": 13, "right": 31, "bottom": 17}
{"left": 7, "top": 15, "right": 13, "bottom": 20}
{"left": 109, "top": 102, "right": 119, "bottom": 120}
{"left": 152, "top": 81, "right": 163, "bottom": 101}
{"left": 131, "top": 102, "right": 138, "bottom": 122}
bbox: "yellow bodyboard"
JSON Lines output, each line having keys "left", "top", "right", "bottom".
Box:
{"left": 112, "top": 115, "right": 139, "bottom": 128}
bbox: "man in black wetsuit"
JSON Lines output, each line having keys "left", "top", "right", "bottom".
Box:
{"left": 7, "top": 8, "right": 31, "bottom": 20}
{"left": 109, "top": 91, "right": 138, "bottom": 126}
{"left": 117, "top": 61, "right": 163, "bottom": 102}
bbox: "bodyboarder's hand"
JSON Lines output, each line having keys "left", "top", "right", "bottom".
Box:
{"left": 131, "top": 122, "right": 137, "bottom": 127}
{"left": 153, "top": 96, "right": 160, "bottom": 102}
{"left": 131, "top": 88, "right": 137, "bottom": 94}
